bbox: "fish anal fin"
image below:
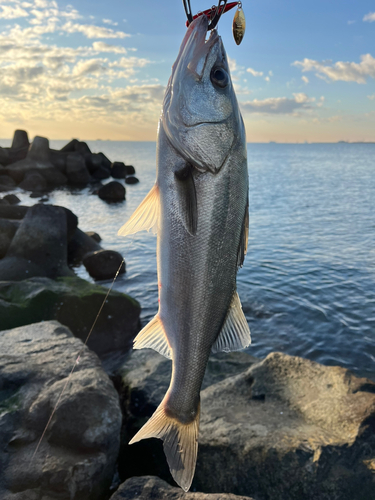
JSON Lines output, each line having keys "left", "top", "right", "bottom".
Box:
{"left": 212, "top": 291, "right": 251, "bottom": 353}
{"left": 175, "top": 164, "right": 197, "bottom": 236}
{"left": 133, "top": 315, "right": 172, "bottom": 359}
{"left": 129, "top": 401, "right": 200, "bottom": 492}
{"left": 118, "top": 183, "right": 160, "bottom": 237}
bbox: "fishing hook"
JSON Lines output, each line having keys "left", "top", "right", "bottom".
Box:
{"left": 183, "top": 0, "right": 230, "bottom": 30}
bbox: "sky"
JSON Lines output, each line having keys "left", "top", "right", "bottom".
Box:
{"left": 0, "top": 0, "right": 374, "bottom": 142}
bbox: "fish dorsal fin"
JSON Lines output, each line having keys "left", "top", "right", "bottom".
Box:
{"left": 118, "top": 183, "right": 160, "bottom": 237}
{"left": 212, "top": 291, "right": 251, "bottom": 353}
{"left": 237, "top": 196, "right": 249, "bottom": 268}
{"left": 133, "top": 315, "right": 172, "bottom": 359}
{"left": 175, "top": 164, "right": 197, "bottom": 236}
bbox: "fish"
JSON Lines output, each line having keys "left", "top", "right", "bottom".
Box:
{"left": 118, "top": 14, "right": 250, "bottom": 491}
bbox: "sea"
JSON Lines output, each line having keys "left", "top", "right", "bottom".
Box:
{"left": 1, "top": 140, "right": 375, "bottom": 381}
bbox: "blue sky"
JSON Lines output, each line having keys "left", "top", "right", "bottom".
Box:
{"left": 0, "top": 0, "right": 374, "bottom": 141}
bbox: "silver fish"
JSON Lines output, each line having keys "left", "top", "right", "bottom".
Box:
{"left": 118, "top": 15, "right": 250, "bottom": 491}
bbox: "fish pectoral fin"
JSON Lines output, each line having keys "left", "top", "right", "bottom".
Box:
{"left": 174, "top": 164, "right": 197, "bottom": 236}
{"left": 129, "top": 400, "right": 200, "bottom": 492}
{"left": 133, "top": 315, "right": 172, "bottom": 359}
{"left": 212, "top": 291, "right": 251, "bottom": 353}
{"left": 118, "top": 183, "right": 160, "bottom": 237}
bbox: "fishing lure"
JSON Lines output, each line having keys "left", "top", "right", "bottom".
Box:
{"left": 232, "top": 1, "right": 246, "bottom": 45}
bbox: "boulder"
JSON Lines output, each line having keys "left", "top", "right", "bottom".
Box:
{"left": 0, "top": 205, "right": 28, "bottom": 219}
{"left": 19, "top": 171, "right": 47, "bottom": 192}
{"left": 49, "top": 149, "right": 67, "bottom": 172}
{"left": 85, "top": 231, "right": 101, "bottom": 243}
{"left": 0, "top": 146, "right": 28, "bottom": 166}
{"left": 111, "top": 162, "right": 127, "bottom": 179}
{"left": 0, "top": 276, "right": 141, "bottom": 361}
{"left": 0, "top": 198, "right": 10, "bottom": 206}
{"left": 92, "top": 165, "right": 111, "bottom": 180}
{"left": 0, "top": 175, "right": 16, "bottom": 191}
{"left": 11, "top": 129, "right": 29, "bottom": 149}
{"left": 3, "top": 194, "right": 20, "bottom": 205}
{"left": 0, "top": 321, "right": 122, "bottom": 500}
{"left": 60, "top": 139, "right": 91, "bottom": 156}
{"left": 98, "top": 181, "right": 125, "bottom": 202}
{"left": 68, "top": 228, "right": 101, "bottom": 266}
{"left": 125, "top": 165, "right": 136, "bottom": 176}
{"left": 0, "top": 204, "right": 74, "bottom": 280}
{"left": 27, "top": 136, "right": 50, "bottom": 162}
{"left": 118, "top": 351, "right": 375, "bottom": 499}
{"left": 83, "top": 249, "right": 125, "bottom": 280}
{"left": 125, "top": 176, "right": 139, "bottom": 185}
{"left": 0, "top": 219, "right": 20, "bottom": 258}
{"left": 97, "top": 152, "right": 112, "bottom": 170}
{"left": 66, "top": 154, "right": 90, "bottom": 185}
{"left": 110, "top": 476, "right": 255, "bottom": 500}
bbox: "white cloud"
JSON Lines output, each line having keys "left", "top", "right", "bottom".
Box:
{"left": 62, "top": 21, "right": 130, "bottom": 39}
{"left": 264, "top": 76, "right": 270, "bottom": 82}
{"left": 0, "top": 5, "right": 29, "bottom": 19}
{"left": 227, "top": 56, "right": 237, "bottom": 73}
{"left": 293, "top": 54, "right": 375, "bottom": 84}
{"left": 368, "top": 94, "right": 375, "bottom": 100}
{"left": 302, "top": 76, "right": 309, "bottom": 84}
{"left": 363, "top": 12, "right": 375, "bottom": 22}
{"left": 92, "top": 41, "right": 127, "bottom": 54}
{"left": 102, "top": 18, "right": 118, "bottom": 26}
{"left": 241, "top": 93, "right": 315, "bottom": 115}
{"left": 247, "top": 67, "right": 263, "bottom": 77}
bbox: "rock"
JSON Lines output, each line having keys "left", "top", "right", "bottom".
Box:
{"left": 125, "top": 176, "right": 139, "bottom": 185}
{"left": 19, "top": 171, "right": 47, "bottom": 192}
{"left": 0, "top": 205, "right": 28, "bottom": 219}
{"left": 49, "top": 149, "right": 67, "bottom": 172}
{"left": 68, "top": 227, "right": 101, "bottom": 266}
{"left": 92, "top": 165, "right": 111, "bottom": 180}
{"left": 118, "top": 351, "right": 375, "bottom": 499}
{"left": 58, "top": 206, "right": 78, "bottom": 242}
{"left": 125, "top": 165, "right": 136, "bottom": 176}
{"left": 0, "top": 146, "right": 28, "bottom": 166}
{"left": 97, "top": 152, "right": 112, "bottom": 170}
{"left": 111, "top": 162, "right": 127, "bottom": 179}
{"left": 117, "top": 350, "right": 258, "bottom": 484}
{"left": 3, "top": 194, "right": 20, "bottom": 205}
{"left": 39, "top": 165, "right": 68, "bottom": 187}
{"left": 0, "top": 320, "right": 122, "bottom": 500}
{"left": 0, "top": 175, "right": 17, "bottom": 191}
{"left": 0, "top": 147, "right": 10, "bottom": 165}
{"left": 85, "top": 231, "right": 101, "bottom": 243}
{"left": 60, "top": 139, "right": 91, "bottom": 156}
{"left": 0, "top": 204, "right": 74, "bottom": 280}
{"left": 98, "top": 181, "right": 125, "bottom": 202}
{"left": 0, "top": 198, "right": 10, "bottom": 206}
{"left": 86, "top": 154, "right": 111, "bottom": 179}
{"left": 11, "top": 129, "right": 29, "bottom": 149}
{"left": 0, "top": 219, "right": 20, "bottom": 258}
{"left": 110, "top": 476, "right": 255, "bottom": 500}
{"left": 66, "top": 154, "right": 90, "bottom": 185}
{"left": 27, "top": 136, "right": 50, "bottom": 162}
{"left": 0, "top": 277, "right": 141, "bottom": 361}
{"left": 7, "top": 158, "right": 67, "bottom": 187}
{"left": 83, "top": 249, "right": 125, "bottom": 280}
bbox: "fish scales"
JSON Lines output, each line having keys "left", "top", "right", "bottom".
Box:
{"left": 118, "top": 15, "right": 250, "bottom": 491}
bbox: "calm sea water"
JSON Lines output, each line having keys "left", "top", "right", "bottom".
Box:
{"left": 1, "top": 140, "right": 374, "bottom": 380}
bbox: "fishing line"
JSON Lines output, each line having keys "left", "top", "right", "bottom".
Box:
{"left": 31, "top": 258, "right": 126, "bottom": 460}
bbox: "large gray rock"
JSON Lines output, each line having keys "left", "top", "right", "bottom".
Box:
{"left": 0, "top": 276, "right": 141, "bottom": 362}
{"left": 0, "top": 219, "right": 20, "bottom": 258}
{"left": 66, "top": 154, "right": 90, "bottom": 185}
{"left": 0, "top": 175, "right": 16, "bottom": 191}
{"left": 83, "top": 249, "right": 125, "bottom": 280}
{"left": 68, "top": 227, "right": 102, "bottom": 266}
{"left": 0, "top": 321, "right": 122, "bottom": 500}
{"left": 0, "top": 204, "right": 74, "bottom": 280}
{"left": 119, "top": 351, "right": 375, "bottom": 499}
{"left": 18, "top": 171, "right": 47, "bottom": 192}
{"left": 98, "top": 181, "right": 125, "bottom": 202}
{"left": 11, "top": 130, "right": 29, "bottom": 149}
{"left": 27, "top": 136, "right": 50, "bottom": 162}
{"left": 111, "top": 476, "right": 254, "bottom": 500}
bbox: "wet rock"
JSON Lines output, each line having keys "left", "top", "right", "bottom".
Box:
{"left": 98, "top": 181, "right": 125, "bottom": 202}
{"left": 0, "top": 219, "right": 20, "bottom": 258}
{"left": 111, "top": 476, "right": 255, "bottom": 500}
{"left": 19, "top": 171, "right": 47, "bottom": 192}
{"left": 66, "top": 153, "right": 90, "bottom": 185}
{"left": 0, "top": 198, "right": 10, "bottom": 206}
{"left": 119, "top": 351, "right": 375, "bottom": 500}
{"left": 111, "top": 161, "right": 127, "bottom": 179}
{"left": 39, "top": 166, "right": 68, "bottom": 187}
{"left": 85, "top": 231, "right": 101, "bottom": 243}
{"left": 125, "top": 165, "right": 136, "bottom": 176}
{"left": 3, "top": 194, "right": 20, "bottom": 205}
{"left": 92, "top": 165, "right": 111, "bottom": 180}
{"left": 0, "top": 277, "right": 141, "bottom": 361}
{"left": 68, "top": 228, "right": 101, "bottom": 266}
{"left": 0, "top": 320, "right": 122, "bottom": 500}
{"left": 11, "top": 129, "right": 30, "bottom": 149}
{"left": 125, "top": 176, "right": 139, "bottom": 185}
{"left": 0, "top": 204, "right": 74, "bottom": 280}
{"left": 83, "top": 249, "right": 125, "bottom": 280}
{"left": 0, "top": 205, "right": 28, "bottom": 219}
{"left": 27, "top": 136, "right": 50, "bottom": 162}
{"left": 0, "top": 175, "right": 16, "bottom": 191}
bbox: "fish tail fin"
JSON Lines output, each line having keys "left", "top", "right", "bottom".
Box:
{"left": 129, "top": 400, "right": 200, "bottom": 492}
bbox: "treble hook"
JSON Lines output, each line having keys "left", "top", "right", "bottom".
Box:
{"left": 183, "top": 0, "right": 230, "bottom": 31}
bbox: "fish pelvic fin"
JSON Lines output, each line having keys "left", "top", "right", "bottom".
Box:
{"left": 133, "top": 314, "right": 172, "bottom": 359}
{"left": 129, "top": 401, "right": 200, "bottom": 492}
{"left": 212, "top": 291, "right": 251, "bottom": 353}
{"left": 118, "top": 183, "right": 160, "bottom": 237}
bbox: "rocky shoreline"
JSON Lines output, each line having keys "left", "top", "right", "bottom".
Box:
{"left": 0, "top": 132, "right": 374, "bottom": 499}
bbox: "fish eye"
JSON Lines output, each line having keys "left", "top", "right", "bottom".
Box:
{"left": 210, "top": 67, "right": 229, "bottom": 89}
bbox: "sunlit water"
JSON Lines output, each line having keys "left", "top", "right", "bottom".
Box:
{"left": 1, "top": 140, "right": 374, "bottom": 380}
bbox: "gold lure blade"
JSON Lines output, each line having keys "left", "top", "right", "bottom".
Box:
{"left": 233, "top": 4, "right": 246, "bottom": 45}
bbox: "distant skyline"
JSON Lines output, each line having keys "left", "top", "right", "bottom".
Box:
{"left": 0, "top": 0, "right": 374, "bottom": 142}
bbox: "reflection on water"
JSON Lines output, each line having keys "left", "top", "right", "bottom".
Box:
{"left": 2, "top": 140, "right": 374, "bottom": 380}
